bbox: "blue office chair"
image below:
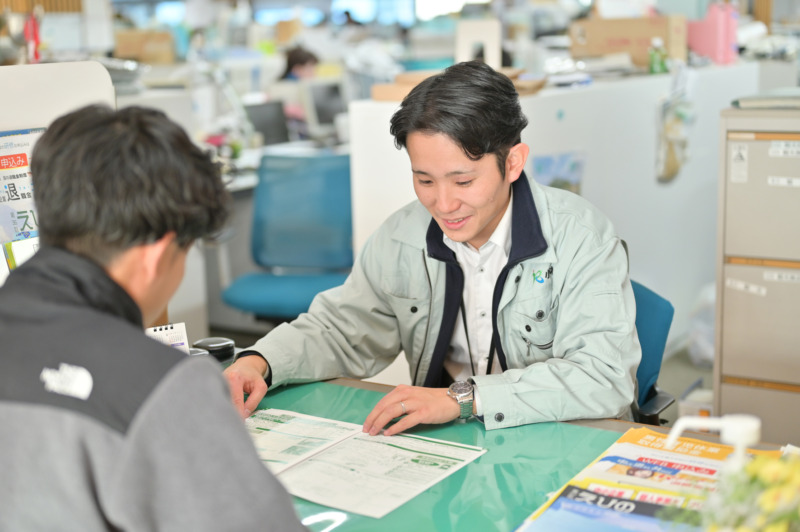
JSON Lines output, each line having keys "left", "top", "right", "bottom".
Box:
{"left": 222, "top": 150, "right": 353, "bottom": 321}
{"left": 631, "top": 279, "right": 676, "bottom": 425}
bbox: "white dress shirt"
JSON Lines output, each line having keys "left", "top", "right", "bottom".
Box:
{"left": 443, "top": 195, "right": 513, "bottom": 414}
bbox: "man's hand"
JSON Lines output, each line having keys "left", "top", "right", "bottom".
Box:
{"left": 223, "top": 356, "right": 269, "bottom": 419}
{"left": 362, "top": 384, "right": 460, "bottom": 437}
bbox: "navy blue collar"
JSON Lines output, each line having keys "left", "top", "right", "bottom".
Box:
{"left": 425, "top": 171, "right": 548, "bottom": 264}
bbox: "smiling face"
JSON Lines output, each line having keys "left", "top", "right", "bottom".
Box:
{"left": 408, "top": 132, "right": 527, "bottom": 250}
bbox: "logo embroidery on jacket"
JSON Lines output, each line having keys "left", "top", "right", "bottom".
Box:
{"left": 40, "top": 363, "right": 93, "bottom": 400}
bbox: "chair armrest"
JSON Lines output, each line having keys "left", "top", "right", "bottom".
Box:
{"left": 635, "top": 386, "right": 676, "bottom": 425}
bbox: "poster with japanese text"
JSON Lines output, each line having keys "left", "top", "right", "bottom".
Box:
{"left": 0, "top": 128, "right": 45, "bottom": 281}
{"left": 0, "top": 128, "right": 44, "bottom": 244}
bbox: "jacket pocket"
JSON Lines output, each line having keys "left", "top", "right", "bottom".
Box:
{"left": 508, "top": 296, "right": 559, "bottom": 363}
{"left": 381, "top": 276, "right": 430, "bottom": 358}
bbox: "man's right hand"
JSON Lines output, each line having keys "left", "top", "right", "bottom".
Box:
{"left": 223, "top": 356, "right": 269, "bottom": 418}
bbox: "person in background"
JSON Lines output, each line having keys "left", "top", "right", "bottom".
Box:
{"left": 276, "top": 45, "right": 319, "bottom": 134}
{"left": 0, "top": 105, "right": 305, "bottom": 531}
{"left": 343, "top": 10, "right": 363, "bottom": 26}
{"left": 225, "top": 61, "right": 640, "bottom": 436}
{"left": 280, "top": 46, "right": 319, "bottom": 81}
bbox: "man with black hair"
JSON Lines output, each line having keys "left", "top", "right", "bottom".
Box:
{"left": 0, "top": 105, "right": 305, "bottom": 531}
{"left": 226, "top": 61, "right": 640, "bottom": 435}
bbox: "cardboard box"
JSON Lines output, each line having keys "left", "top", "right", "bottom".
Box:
{"left": 372, "top": 67, "right": 545, "bottom": 102}
{"left": 114, "top": 30, "right": 175, "bottom": 65}
{"left": 569, "top": 15, "right": 687, "bottom": 68}
{"left": 371, "top": 83, "right": 416, "bottom": 101}
{"left": 275, "top": 19, "right": 302, "bottom": 45}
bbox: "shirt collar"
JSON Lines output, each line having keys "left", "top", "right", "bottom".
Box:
{"left": 427, "top": 171, "right": 548, "bottom": 264}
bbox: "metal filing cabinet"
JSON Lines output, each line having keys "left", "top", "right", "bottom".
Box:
{"left": 715, "top": 108, "right": 800, "bottom": 445}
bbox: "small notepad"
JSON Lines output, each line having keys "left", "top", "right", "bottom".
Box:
{"left": 145, "top": 322, "right": 190, "bottom": 355}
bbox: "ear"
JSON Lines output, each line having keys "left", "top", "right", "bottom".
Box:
{"left": 504, "top": 143, "right": 530, "bottom": 184}
{"left": 139, "top": 233, "right": 178, "bottom": 285}
{"left": 106, "top": 233, "right": 179, "bottom": 326}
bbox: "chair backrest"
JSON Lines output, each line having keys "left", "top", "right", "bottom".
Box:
{"left": 251, "top": 151, "right": 353, "bottom": 270}
{"left": 631, "top": 280, "right": 675, "bottom": 406}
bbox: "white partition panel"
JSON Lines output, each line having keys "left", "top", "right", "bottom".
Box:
{"left": 0, "top": 61, "right": 115, "bottom": 130}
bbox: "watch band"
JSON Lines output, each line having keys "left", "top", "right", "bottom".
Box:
{"left": 458, "top": 399, "right": 473, "bottom": 419}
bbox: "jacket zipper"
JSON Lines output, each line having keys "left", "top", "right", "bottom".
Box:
{"left": 412, "top": 249, "right": 433, "bottom": 385}
{"left": 524, "top": 337, "right": 553, "bottom": 354}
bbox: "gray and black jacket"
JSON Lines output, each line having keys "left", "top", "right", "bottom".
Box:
{"left": 0, "top": 246, "right": 305, "bottom": 531}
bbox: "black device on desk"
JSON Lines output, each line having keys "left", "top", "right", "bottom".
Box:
{"left": 244, "top": 101, "right": 291, "bottom": 146}
{"left": 192, "top": 337, "right": 235, "bottom": 361}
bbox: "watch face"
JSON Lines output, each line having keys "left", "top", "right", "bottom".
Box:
{"left": 449, "top": 381, "right": 472, "bottom": 396}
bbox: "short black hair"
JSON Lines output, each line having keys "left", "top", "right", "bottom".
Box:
{"left": 31, "top": 104, "right": 230, "bottom": 265}
{"left": 389, "top": 60, "right": 528, "bottom": 175}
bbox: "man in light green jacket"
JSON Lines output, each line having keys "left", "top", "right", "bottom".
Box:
{"left": 225, "top": 60, "right": 641, "bottom": 434}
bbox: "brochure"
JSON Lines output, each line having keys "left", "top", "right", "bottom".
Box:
{"left": 517, "top": 426, "right": 781, "bottom": 532}
{"left": 246, "top": 409, "right": 487, "bottom": 519}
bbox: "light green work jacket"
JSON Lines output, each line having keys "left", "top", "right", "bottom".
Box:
{"left": 253, "top": 173, "right": 641, "bottom": 430}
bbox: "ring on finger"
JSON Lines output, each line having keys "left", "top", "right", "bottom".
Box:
{"left": 400, "top": 401, "right": 407, "bottom": 415}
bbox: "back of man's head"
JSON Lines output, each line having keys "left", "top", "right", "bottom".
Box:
{"left": 389, "top": 60, "right": 529, "bottom": 168}
{"left": 31, "top": 105, "right": 230, "bottom": 265}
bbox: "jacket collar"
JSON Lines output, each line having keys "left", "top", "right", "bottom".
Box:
{"left": 15, "top": 245, "right": 143, "bottom": 327}
{"left": 426, "top": 171, "right": 548, "bottom": 264}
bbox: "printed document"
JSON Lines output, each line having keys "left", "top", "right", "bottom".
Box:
{"left": 246, "top": 409, "right": 487, "bottom": 518}
{"left": 517, "top": 427, "right": 781, "bottom": 532}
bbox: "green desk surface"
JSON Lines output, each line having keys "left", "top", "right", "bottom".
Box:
{"left": 260, "top": 381, "right": 622, "bottom": 532}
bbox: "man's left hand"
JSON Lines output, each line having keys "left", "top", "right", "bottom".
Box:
{"left": 362, "top": 384, "right": 460, "bottom": 437}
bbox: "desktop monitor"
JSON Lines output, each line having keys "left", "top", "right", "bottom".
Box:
{"left": 244, "top": 101, "right": 291, "bottom": 146}
{"left": 299, "top": 77, "right": 348, "bottom": 142}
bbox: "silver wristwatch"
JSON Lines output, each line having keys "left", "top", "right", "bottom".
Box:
{"left": 447, "top": 381, "right": 474, "bottom": 419}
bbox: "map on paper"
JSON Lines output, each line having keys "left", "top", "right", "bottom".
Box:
{"left": 246, "top": 409, "right": 487, "bottom": 519}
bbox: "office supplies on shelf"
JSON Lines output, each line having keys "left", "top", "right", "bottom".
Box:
{"left": 246, "top": 408, "right": 486, "bottom": 519}
{"left": 145, "top": 322, "right": 189, "bottom": 354}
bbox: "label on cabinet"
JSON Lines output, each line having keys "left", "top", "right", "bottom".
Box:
{"left": 764, "top": 271, "right": 800, "bottom": 283}
{"left": 767, "top": 176, "right": 800, "bottom": 187}
{"left": 768, "top": 141, "right": 800, "bottom": 157}
{"left": 729, "top": 142, "right": 748, "bottom": 183}
{"left": 724, "top": 277, "right": 766, "bottom": 296}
